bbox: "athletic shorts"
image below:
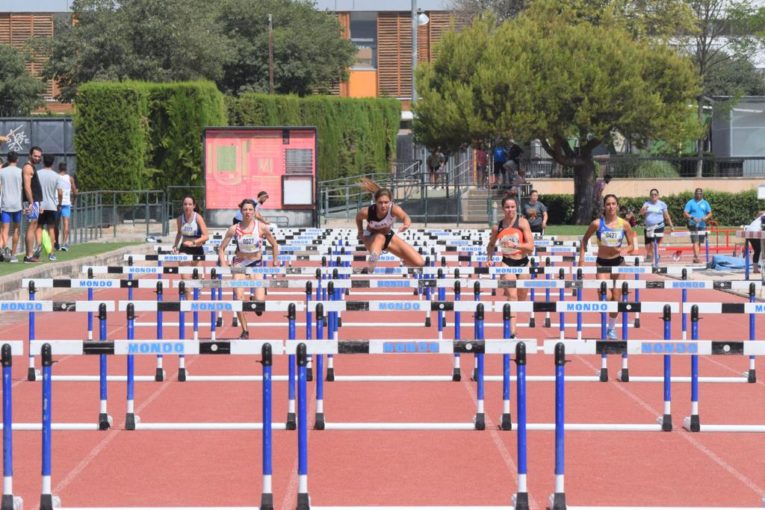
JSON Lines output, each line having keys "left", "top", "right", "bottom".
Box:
{"left": 688, "top": 224, "right": 707, "bottom": 244}
{"left": 57, "top": 205, "right": 71, "bottom": 219}
{"left": 502, "top": 256, "right": 529, "bottom": 267}
{"left": 38, "top": 210, "right": 57, "bottom": 226}
{"left": 232, "top": 256, "right": 262, "bottom": 268}
{"left": 596, "top": 256, "right": 624, "bottom": 267}
{"left": 644, "top": 224, "right": 664, "bottom": 245}
{"left": 1, "top": 210, "right": 22, "bottom": 224}
{"left": 23, "top": 202, "right": 39, "bottom": 221}
{"left": 179, "top": 245, "right": 204, "bottom": 256}
{"left": 364, "top": 229, "right": 395, "bottom": 252}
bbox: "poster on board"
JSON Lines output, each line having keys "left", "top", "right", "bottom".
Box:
{"left": 203, "top": 127, "right": 317, "bottom": 227}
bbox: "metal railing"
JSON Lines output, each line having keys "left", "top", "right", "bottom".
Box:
{"left": 70, "top": 190, "right": 169, "bottom": 244}
{"left": 518, "top": 155, "right": 765, "bottom": 179}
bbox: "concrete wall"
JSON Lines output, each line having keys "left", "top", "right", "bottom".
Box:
{"left": 530, "top": 178, "right": 762, "bottom": 197}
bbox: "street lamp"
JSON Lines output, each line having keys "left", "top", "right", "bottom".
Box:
{"left": 411, "top": 0, "right": 430, "bottom": 104}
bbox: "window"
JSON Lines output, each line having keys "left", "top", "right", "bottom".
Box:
{"left": 349, "top": 12, "right": 377, "bottom": 69}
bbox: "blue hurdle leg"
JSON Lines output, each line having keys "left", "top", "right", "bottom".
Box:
{"left": 748, "top": 283, "right": 757, "bottom": 383}
{"left": 260, "top": 343, "right": 274, "bottom": 510}
{"left": 513, "top": 342, "right": 529, "bottom": 509}
{"left": 453, "top": 283, "right": 461, "bottom": 381}
{"left": 87, "top": 287, "right": 94, "bottom": 341}
{"left": 550, "top": 343, "right": 566, "bottom": 509}
{"left": 98, "top": 306, "right": 111, "bottom": 430}
{"left": 475, "top": 304, "right": 485, "bottom": 430}
{"left": 287, "top": 308, "right": 297, "bottom": 430}
{"left": 684, "top": 306, "right": 701, "bottom": 432}
{"left": 315, "top": 305, "right": 325, "bottom": 430}
{"left": 178, "top": 287, "right": 186, "bottom": 381}
{"left": 2, "top": 344, "right": 22, "bottom": 510}
{"left": 661, "top": 305, "right": 672, "bottom": 431}
{"left": 296, "top": 343, "right": 310, "bottom": 510}
{"left": 125, "top": 304, "right": 136, "bottom": 430}
{"left": 28, "top": 286, "right": 36, "bottom": 381}
{"left": 40, "top": 344, "right": 55, "bottom": 510}
{"left": 500, "top": 303, "right": 512, "bottom": 430}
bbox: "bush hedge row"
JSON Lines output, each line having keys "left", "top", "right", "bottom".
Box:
{"left": 228, "top": 93, "right": 400, "bottom": 181}
{"left": 540, "top": 189, "right": 764, "bottom": 226}
{"left": 75, "top": 81, "right": 227, "bottom": 198}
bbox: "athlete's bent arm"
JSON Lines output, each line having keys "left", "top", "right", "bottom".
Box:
{"left": 392, "top": 205, "right": 412, "bottom": 233}
{"left": 217, "top": 226, "right": 236, "bottom": 267}
{"left": 579, "top": 221, "right": 599, "bottom": 266}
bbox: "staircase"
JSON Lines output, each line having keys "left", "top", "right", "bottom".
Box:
{"left": 461, "top": 188, "right": 494, "bottom": 224}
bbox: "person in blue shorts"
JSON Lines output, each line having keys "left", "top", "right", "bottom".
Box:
{"left": 683, "top": 188, "right": 712, "bottom": 264}
{"left": 56, "top": 162, "right": 77, "bottom": 251}
{"left": 0, "top": 151, "right": 24, "bottom": 262}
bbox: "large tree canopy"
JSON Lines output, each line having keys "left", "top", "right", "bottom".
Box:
{"left": 415, "top": 3, "right": 700, "bottom": 223}
{"left": 43, "top": 0, "right": 355, "bottom": 101}
{"left": 0, "top": 44, "right": 45, "bottom": 116}
{"left": 219, "top": 0, "right": 356, "bottom": 95}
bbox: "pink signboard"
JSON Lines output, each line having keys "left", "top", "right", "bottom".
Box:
{"left": 203, "top": 127, "right": 317, "bottom": 211}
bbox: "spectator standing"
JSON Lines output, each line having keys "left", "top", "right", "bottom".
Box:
{"left": 37, "top": 154, "right": 60, "bottom": 261}
{"left": 683, "top": 188, "right": 712, "bottom": 264}
{"left": 426, "top": 148, "right": 445, "bottom": 188}
{"left": 0, "top": 151, "right": 24, "bottom": 262}
{"left": 592, "top": 173, "right": 612, "bottom": 217}
{"left": 233, "top": 190, "right": 270, "bottom": 225}
{"left": 492, "top": 145, "right": 507, "bottom": 189}
{"left": 504, "top": 142, "right": 524, "bottom": 188}
{"left": 640, "top": 188, "right": 674, "bottom": 263}
{"left": 744, "top": 212, "right": 765, "bottom": 274}
{"left": 522, "top": 190, "right": 548, "bottom": 235}
{"left": 55, "top": 162, "right": 77, "bottom": 251}
{"left": 22, "top": 146, "right": 43, "bottom": 262}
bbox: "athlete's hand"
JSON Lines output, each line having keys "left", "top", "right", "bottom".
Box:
{"left": 398, "top": 224, "right": 409, "bottom": 233}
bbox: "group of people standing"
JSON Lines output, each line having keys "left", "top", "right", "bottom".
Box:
{"left": 0, "top": 146, "right": 77, "bottom": 263}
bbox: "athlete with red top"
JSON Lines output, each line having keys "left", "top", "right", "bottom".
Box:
{"left": 487, "top": 195, "right": 534, "bottom": 337}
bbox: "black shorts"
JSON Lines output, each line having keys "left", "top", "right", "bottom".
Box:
{"left": 493, "top": 161, "right": 505, "bottom": 176}
{"left": 502, "top": 256, "right": 529, "bottom": 267}
{"left": 179, "top": 245, "right": 204, "bottom": 256}
{"left": 596, "top": 256, "right": 624, "bottom": 267}
{"left": 383, "top": 231, "right": 394, "bottom": 251}
{"left": 38, "top": 210, "right": 57, "bottom": 226}
{"left": 644, "top": 224, "right": 665, "bottom": 245}
{"left": 529, "top": 224, "right": 544, "bottom": 234}
{"left": 688, "top": 224, "right": 707, "bottom": 244}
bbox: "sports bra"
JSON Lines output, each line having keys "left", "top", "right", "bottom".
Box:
{"left": 596, "top": 217, "right": 627, "bottom": 248}
{"left": 235, "top": 221, "right": 262, "bottom": 254}
{"left": 179, "top": 212, "right": 202, "bottom": 239}
{"left": 496, "top": 216, "right": 526, "bottom": 256}
{"left": 367, "top": 204, "right": 395, "bottom": 231}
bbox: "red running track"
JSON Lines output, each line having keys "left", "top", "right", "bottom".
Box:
{"left": 0, "top": 273, "right": 764, "bottom": 509}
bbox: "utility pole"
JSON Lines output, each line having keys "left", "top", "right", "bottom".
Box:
{"left": 268, "top": 14, "right": 275, "bottom": 94}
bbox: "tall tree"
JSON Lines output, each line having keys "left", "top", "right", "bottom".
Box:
{"left": 0, "top": 44, "right": 45, "bottom": 116}
{"left": 686, "top": 0, "right": 765, "bottom": 175}
{"left": 218, "top": 0, "right": 356, "bottom": 95}
{"left": 42, "top": 0, "right": 231, "bottom": 101}
{"left": 415, "top": 4, "right": 700, "bottom": 223}
{"left": 449, "top": 0, "right": 526, "bottom": 23}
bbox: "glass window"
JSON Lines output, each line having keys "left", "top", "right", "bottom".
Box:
{"left": 349, "top": 12, "right": 377, "bottom": 69}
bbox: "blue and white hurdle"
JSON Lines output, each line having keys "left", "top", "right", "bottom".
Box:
{"left": 547, "top": 339, "right": 765, "bottom": 510}
{"left": 32, "top": 339, "right": 279, "bottom": 510}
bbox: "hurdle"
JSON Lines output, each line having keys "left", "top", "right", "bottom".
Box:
{"left": 738, "top": 229, "right": 765, "bottom": 281}
{"left": 0, "top": 342, "right": 25, "bottom": 510}
{"left": 548, "top": 341, "right": 765, "bottom": 510}
{"left": 295, "top": 340, "right": 530, "bottom": 510}
{"left": 34, "top": 340, "right": 278, "bottom": 510}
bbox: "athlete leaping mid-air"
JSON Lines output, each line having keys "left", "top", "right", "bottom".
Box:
{"left": 355, "top": 178, "right": 424, "bottom": 271}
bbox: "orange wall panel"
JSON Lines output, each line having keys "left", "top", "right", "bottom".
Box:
{"left": 348, "top": 70, "right": 378, "bottom": 98}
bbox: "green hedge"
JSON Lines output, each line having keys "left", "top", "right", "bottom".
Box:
{"left": 539, "top": 189, "right": 765, "bottom": 226}
{"left": 75, "top": 82, "right": 149, "bottom": 195}
{"left": 75, "top": 81, "right": 227, "bottom": 196}
{"left": 228, "top": 93, "right": 400, "bottom": 181}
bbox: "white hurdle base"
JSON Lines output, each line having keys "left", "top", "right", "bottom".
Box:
{"left": 0, "top": 423, "right": 101, "bottom": 431}
{"left": 567, "top": 506, "right": 765, "bottom": 509}
{"left": 184, "top": 375, "right": 289, "bottom": 382}
{"left": 62, "top": 507, "right": 261, "bottom": 510}
{"left": 626, "top": 375, "right": 751, "bottom": 384}
{"left": 525, "top": 423, "right": 664, "bottom": 431}
{"left": 682, "top": 418, "right": 765, "bottom": 433}
{"left": 312, "top": 507, "right": 515, "bottom": 509}
{"left": 132, "top": 422, "right": 290, "bottom": 431}
{"left": 332, "top": 375, "right": 454, "bottom": 382}
{"left": 322, "top": 422, "right": 477, "bottom": 430}
{"left": 46, "top": 375, "right": 156, "bottom": 382}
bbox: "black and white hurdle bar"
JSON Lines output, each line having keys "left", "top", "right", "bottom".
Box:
{"left": 0, "top": 297, "right": 116, "bottom": 382}
{"left": 34, "top": 340, "right": 278, "bottom": 510}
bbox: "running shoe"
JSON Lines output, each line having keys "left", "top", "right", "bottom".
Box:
{"left": 607, "top": 328, "right": 617, "bottom": 340}
{"left": 61, "top": 244, "right": 69, "bottom": 252}
{"left": 8, "top": 257, "right": 18, "bottom": 263}
{"left": 33, "top": 247, "right": 41, "bottom": 259}
{"left": 23, "top": 256, "right": 38, "bottom": 264}
{"left": 2, "top": 247, "right": 10, "bottom": 260}
{"left": 239, "top": 330, "right": 249, "bottom": 339}
{"left": 48, "top": 254, "right": 57, "bottom": 262}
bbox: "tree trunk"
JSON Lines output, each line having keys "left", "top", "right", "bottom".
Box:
{"left": 573, "top": 157, "right": 597, "bottom": 225}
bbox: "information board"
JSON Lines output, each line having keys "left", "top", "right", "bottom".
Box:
{"left": 203, "top": 127, "right": 317, "bottom": 211}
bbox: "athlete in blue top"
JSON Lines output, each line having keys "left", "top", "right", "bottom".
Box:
{"left": 580, "top": 194, "right": 637, "bottom": 339}
{"left": 683, "top": 188, "right": 712, "bottom": 264}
